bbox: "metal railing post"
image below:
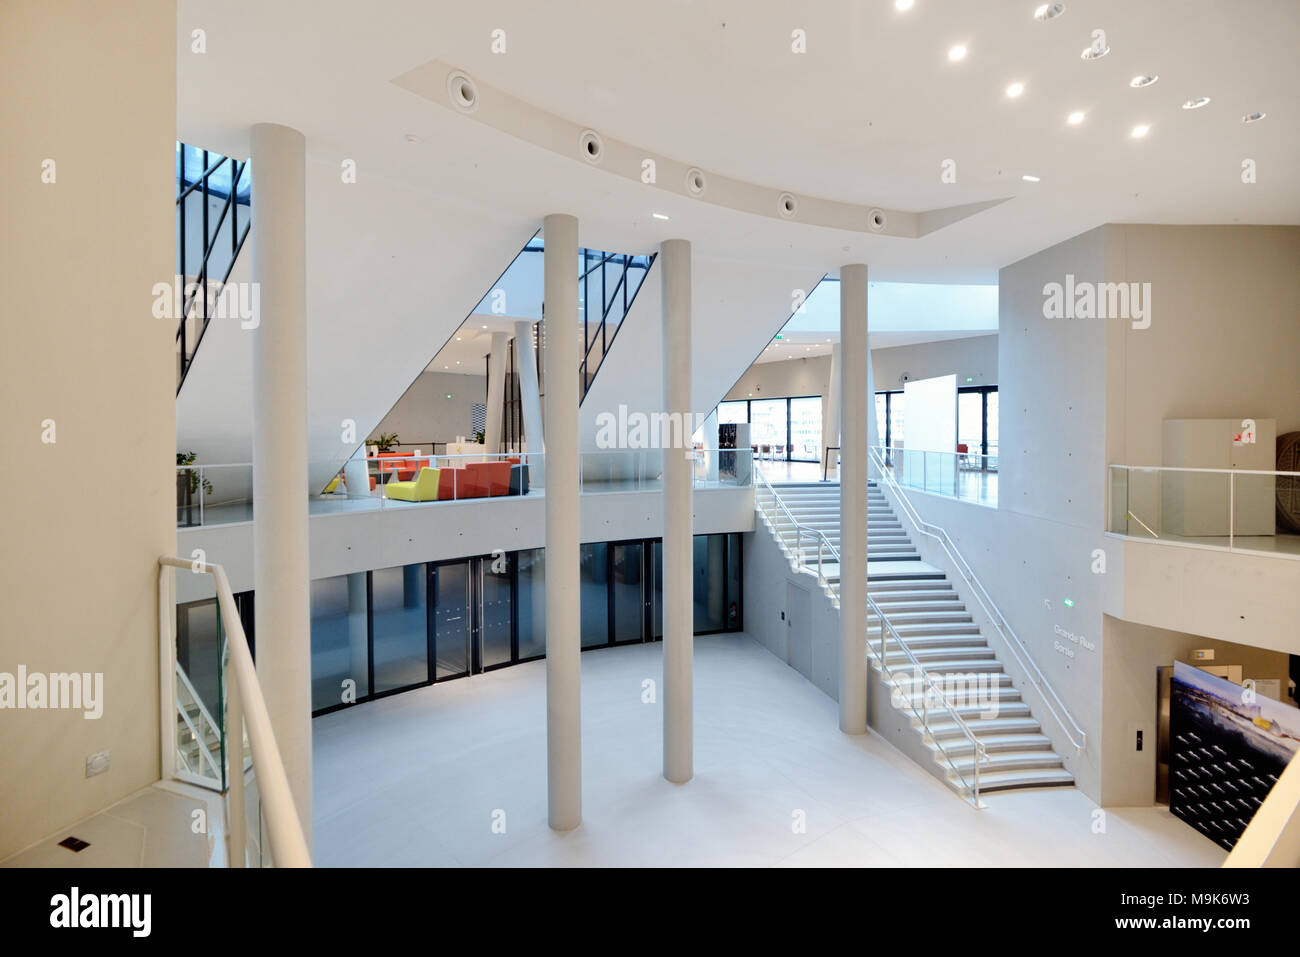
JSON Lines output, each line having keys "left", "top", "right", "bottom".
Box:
{"left": 226, "top": 647, "right": 246, "bottom": 868}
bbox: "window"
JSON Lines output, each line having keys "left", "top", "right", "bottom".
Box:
{"left": 788, "top": 396, "right": 822, "bottom": 462}
{"left": 877, "top": 385, "right": 998, "bottom": 469}
{"left": 371, "top": 564, "right": 428, "bottom": 694}
{"left": 718, "top": 400, "right": 748, "bottom": 425}
{"left": 310, "top": 575, "right": 369, "bottom": 712}
{"left": 749, "top": 399, "right": 786, "bottom": 450}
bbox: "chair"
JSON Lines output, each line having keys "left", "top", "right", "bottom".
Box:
{"left": 465, "top": 461, "right": 511, "bottom": 496}
{"left": 376, "top": 451, "right": 416, "bottom": 482}
{"left": 384, "top": 466, "right": 440, "bottom": 502}
{"left": 322, "top": 473, "right": 341, "bottom": 494}
{"left": 509, "top": 463, "right": 529, "bottom": 496}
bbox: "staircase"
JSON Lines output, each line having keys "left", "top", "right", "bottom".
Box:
{"left": 755, "top": 477, "right": 1074, "bottom": 797}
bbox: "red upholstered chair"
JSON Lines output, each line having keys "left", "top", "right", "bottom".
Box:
{"left": 483, "top": 462, "right": 511, "bottom": 496}
{"left": 437, "top": 468, "right": 460, "bottom": 500}
{"left": 460, "top": 463, "right": 490, "bottom": 498}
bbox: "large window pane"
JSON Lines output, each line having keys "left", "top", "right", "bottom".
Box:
{"left": 986, "top": 390, "right": 999, "bottom": 461}
{"left": 580, "top": 542, "right": 610, "bottom": 648}
{"left": 482, "top": 557, "right": 513, "bottom": 669}
{"left": 516, "top": 548, "right": 546, "bottom": 660}
{"left": 432, "top": 562, "right": 470, "bottom": 679}
{"left": 650, "top": 540, "right": 663, "bottom": 640}
{"left": 693, "top": 534, "right": 726, "bottom": 633}
{"left": 958, "top": 391, "right": 983, "bottom": 457}
{"left": 875, "top": 394, "right": 887, "bottom": 450}
{"left": 750, "top": 398, "right": 786, "bottom": 452}
{"left": 718, "top": 400, "right": 748, "bottom": 425}
{"left": 311, "top": 574, "right": 369, "bottom": 711}
{"left": 889, "top": 394, "right": 905, "bottom": 448}
{"left": 789, "top": 396, "right": 822, "bottom": 462}
{"left": 726, "top": 533, "right": 742, "bottom": 631}
{"left": 611, "top": 541, "right": 644, "bottom": 642}
{"left": 371, "top": 564, "right": 429, "bottom": 694}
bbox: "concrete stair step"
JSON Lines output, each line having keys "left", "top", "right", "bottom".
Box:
{"left": 954, "top": 767, "right": 1076, "bottom": 794}
{"left": 869, "top": 621, "right": 982, "bottom": 636}
{"left": 929, "top": 732, "right": 1054, "bottom": 756}
{"left": 885, "top": 645, "right": 995, "bottom": 665}
{"left": 928, "top": 716, "right": 1044, "bottom": 738}
{"left": 948, "top": 749, "right": 1066, "bottom": 776}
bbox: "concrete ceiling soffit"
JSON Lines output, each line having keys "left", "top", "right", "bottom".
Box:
{"left": 393, "top": 59, "right": 1009, "bottom": 239}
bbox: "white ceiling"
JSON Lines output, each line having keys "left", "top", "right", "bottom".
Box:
{"left": 178, "top": 0, "right": 1298, "bottom": 283}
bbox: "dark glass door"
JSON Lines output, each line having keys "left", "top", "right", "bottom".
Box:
{"left": 480, "top": 555, "right": 514, "bottom": 670}
{"left": 431, "top": 561, "right": 470, "bottom": 680}
{"left": 611, "top": 541, "right": 645, "bottom": 644}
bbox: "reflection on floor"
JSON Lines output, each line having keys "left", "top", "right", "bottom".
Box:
{"left": 1117, "top": 529, "right": 1300, "bottom": 558}
{"left": 312, "top": 633, "right": 1225, "bottom": 867}
{"left": 1, "top": 782, "right": 220, "bottom": 868}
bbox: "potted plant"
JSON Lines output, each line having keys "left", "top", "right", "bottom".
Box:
{"left": 176, "top": 451, "right": 214, "bottom": 525}
{"left": 369, "top": 432, "right": 400, "bottom": 453}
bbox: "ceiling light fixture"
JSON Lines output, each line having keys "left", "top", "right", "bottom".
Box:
{"left": 895, "top": 0, "right": 914, "bottom": 10}
{"left": 1181, "top": 97, "right": 1211, "bottom": 110}
{"left": 948, "top": 44, "right": 968, "bottom": 61}
{"left": 1022, "top": 174, "right": 1041, "bottom": 182}
{"left": 1034, "top": 3, "right": 1065, "bottom": 20}
{"left": 1080, "top": 43, "right": 1109, "bottom": 60}
{"left": 1067, "top": 111, "right": 1085, "bottom": 125}
{"left": 1242, "top": 111, "right": 1266, "bottom": 124}
{"left": 1131, "top": 124, "right": 1150, "bottom": 138}
{"left": 1129, "top": 74, "right": 1158, "bottom": 88}
{"left": 1006, "top": 82, "right": 1025, "bottom": 98}
{"left": 652, "top": 212, "right": 670, "bottom": 220}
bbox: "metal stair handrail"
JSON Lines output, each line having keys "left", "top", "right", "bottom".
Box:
{"left": 870, "top": 446, "right": 1087, "bottom": 753}
{"left": 159, "top": 556, "right": 311, "bottom": 867}
{"left": 752, "top": 466, "right": 990, "bottom": 806}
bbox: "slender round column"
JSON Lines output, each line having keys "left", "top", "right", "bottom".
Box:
{"left": 514, "top": 320, "right": 545, "bottom": 455}
{"left": 249, "top": 122, "right": 313, "bottom": 840}
{"left": 543, "top": 214, "right": 581, "bottom": 829}
{"left": 661, "top": 238, "right": 694, "bottom": 783}
{"left": 823, "top": 343, "right": 842, "bottom": 474}
{"left": 484, "top": 332, "right": 509, "bottom": 453}
{"left": 839, "top": 264, "right": 869, "bottom": 734}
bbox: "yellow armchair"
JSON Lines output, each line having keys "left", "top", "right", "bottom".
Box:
{"left": 384, "top": 466, "right": 440, "bottom": 502}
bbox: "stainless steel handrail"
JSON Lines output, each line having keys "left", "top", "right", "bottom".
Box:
{"left": 159, "top": 556, "right": 311, "bottom": 867}
{"left": 752, "top": 465, "right": 990, "bottom": 806}
{"left": 871, "top": 446, "right": 1088, "bottom": 753}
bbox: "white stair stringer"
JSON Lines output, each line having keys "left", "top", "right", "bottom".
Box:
{"left": 754, "top": 478, "right": 1073, "bottom": 798}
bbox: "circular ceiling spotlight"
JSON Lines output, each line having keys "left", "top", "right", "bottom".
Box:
{"left": 1022, "top": 174, "right": 1041, "bottom": 182}
{"left": 778, "top": 192, "right": 798, "bottom": 218}
{"left": 578, "top": 129, "right": 604, "bottom": 164}
{"left": 1129, "top": 74, "right": 1159, "bottom": 88}
{"left": 685, "top": 167, "right": 707, "bottom": 196}
{"left": 867, "top": 208, "right": 888, "bottom": 232}
{"left": 1242, "top": 111, "right": 1267, "bottom": 124}
{"left": 446, "top": 70, "right": 479, "bottom": 113}
{"left": 1067, "top": 111, "right": 1086, "bottom": 125}
{"left": 1006, "top": 81, "right": 1026, "bottom": 98}
{"left": 948, "top": 44, "right": 968, "bottom": 61}
{"left": 1080, "top": 43, "right": 1110, "bottom": 60}
{"left": 1131, "top": 124, "right": 1150, "bottom": 138}
{"left": 1034, "top": 3, "right": 1066, "bottom": 20}
{"left": 1181, "top": 97, "right": 1211, "bottom": 110}
{"left": 895, "top": 0, "right": 914, "bottom": 10}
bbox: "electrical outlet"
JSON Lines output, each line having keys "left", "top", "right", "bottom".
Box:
{"left": 85, "top": 749, "right": 110, "bottom": 777}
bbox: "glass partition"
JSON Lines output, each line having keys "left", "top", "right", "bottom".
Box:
{"left": 516, "top": 548, "right": 546, "bottom": 661}
{"left": 310, "top": 575, "right": 369, "bottom": 712}
{"left": 371, "top": 564, "right": 429, "bottom": 694}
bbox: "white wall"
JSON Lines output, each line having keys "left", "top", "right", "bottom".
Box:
{"left": 725, "top": 355, "right": 831, "bottom": 401}
{"left": 871, "top": 334, "right": 998, "bottom": 391}
{"left": 0, "top": 0, "right": 175, "bottom": 859}
{"left": 371, "top": 371, "right": 487, "bottom": 447}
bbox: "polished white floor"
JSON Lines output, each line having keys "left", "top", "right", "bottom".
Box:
{"left": 312, "top": 634, "right": 1225, "bottom": 867}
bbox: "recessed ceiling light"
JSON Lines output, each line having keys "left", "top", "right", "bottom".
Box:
{"left": 652, "top": 212, "right": 670, "bottom": 220}
{"left": 1080, "top": 44, "right": 1109, "bottom": 60}
{"left": 1182, "top": 97, "right": 1211, "bottom": 110}
{"left": 948, "top": 44, "right": 967, "bottom": 61}
{"left": 1006, "top": 82, "right": 1025, "bottom": 98}
{"left": 481, "top": 323, "right": 488, "bottom": 328}
{"left": 1131, "top": 124, "right": 1150, "bottom": 138}
{"left": 1022, "top": 174, "right": 1041, "bottom": 182}
{"left": 1034, "top": 3, "right": 1065, "bottom": 20}
{"left": 405, "top": 133, "right": 420, "bottom": 143}
{"left": 895, "top": 0, "right": 914, "bottom": 9}
{"left": 455, "top": 336, "right": 462, "bottom": 341}
{"left": 1067, "top": 111, "right": 1085, "bottom": 125}
{"left": 1242, "top": 111, "right": 1266, "bottom": 124}
{"left": 1129, "top": 74, "right": 1158, "bottom": 88}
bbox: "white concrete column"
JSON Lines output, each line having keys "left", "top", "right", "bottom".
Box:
{"left": 543, "top": 214, "right": 581, "bottom": 830}
{"left": 661, "top": 238, "right": 694, "bottom": 783}
{"left": 343, "top": 446, "right": 370, "bottom": 499}
{"left": 839, "top": 264, "right": 868, "bottom": 734}
{"left": 823, "top": 342, "right": 842, "bottom": 475}
{"left": 514, "top": 320, "right": 544, "bottom": 455}
{"left": 484, "top": 331, "right": 509, "bottom": 453}
{"left": 249, "top": 122, "right": 312, "bottom": 840}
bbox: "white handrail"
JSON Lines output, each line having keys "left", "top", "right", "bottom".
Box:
{"left": 871, "top": 446, "right": 1088, "bottom": 754}
{"left": 1110, "top": 463, "right": 1300, "bottom": 477}
{"left": 752, "top": 466, "right": 989, "bottom": 806}
{"left": 159, "top": 556, "right": 311, "bottom": 867}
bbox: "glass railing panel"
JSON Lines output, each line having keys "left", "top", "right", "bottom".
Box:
{"left": 1232, "top": 471, "right": 1277, "bottom": 546}
{"left": 176, "top": 463, "right": 254, "bottom": 527}
{"left": 1159, "top": 468, "right": 1231, "bottom": 541}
